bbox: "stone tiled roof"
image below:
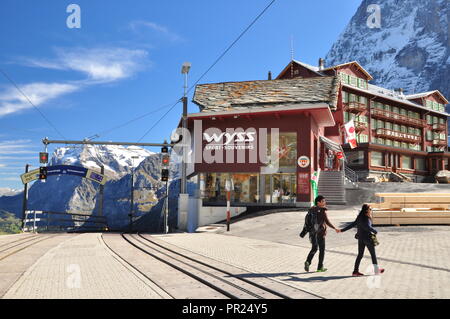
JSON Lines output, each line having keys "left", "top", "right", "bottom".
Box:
{"left": 193, "top": 76, "right": 340, "bottom": 112}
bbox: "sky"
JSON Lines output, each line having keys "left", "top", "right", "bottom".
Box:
{"left": 0, "top": 0, "right": 362, "bottom": 189}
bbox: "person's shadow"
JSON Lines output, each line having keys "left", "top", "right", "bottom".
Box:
{"left": 231, "top": 272, "right": 354, "bottom": 282}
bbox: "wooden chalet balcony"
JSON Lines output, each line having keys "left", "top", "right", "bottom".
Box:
{"left": 371, "top": 108, "right": 427, "bottom": 128}
{"left": 375, "top": 128, "right": 422, "bottom": 144}
{"left": 344, "top": 101, "right": 366, "bottom": 114}
{"left": 431, "top": 123, "right": 447, "bottom": 132}
{"left": 354, "top": 121, "right": 367, "bottom": 132}
{"left": 432, "top": 140, "right": 447, "bottom": 147}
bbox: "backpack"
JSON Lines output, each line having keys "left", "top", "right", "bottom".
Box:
{"left": 300, "top": 207, "right": 320, "bottom": 237}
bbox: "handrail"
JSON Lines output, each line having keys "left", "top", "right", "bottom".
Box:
{"left": 344, "top": 164, "right": 358, "bottom": 183}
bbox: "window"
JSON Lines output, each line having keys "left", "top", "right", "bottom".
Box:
{"left": 392, "top": 106, "right": 399, "bottom": 114}
{"left": 350, "top": 76, "right": 357, "bottom": 86}
{"left": 359, "top": 96, "right": 367, "bottom": 106}
{"left": 400, "top": 125, "right": 407, "bottom": 133}
{"left": 426, "top": 115, "right": 432, "bottom": 125}
{"left": 414, "top": 128, "right": 421, "bottom": 136}
{"left": 402, "top": 156, "right": 413, "bottom": 169}
{"left": 385, "top": 139, "right": 392, "bottom": 146}
{"left": 400, "top": 108, "right": 407, "bottom": 116}
{"left": 267, "top": 132, "right": 297, "bottom": 167}
{"left": 347, "top": 151, "right": 365, "bottom": 166}
{"left": 377, "top": 120, "right": 384, "bottom": 129}
{"left": 385, "top": 122, "right": 393, "bottom": 130}
{"left": 371, "top": 151, "right": 385, "bottom": 167}
{"left": 401, "top": 142, "right": 408, "bottom": 149}
{"left": 393, "top": 141, "right": 400, "bottom": 148}
{"left": 393, "top": 124, "right": 399, "bottom": 132}
{"left": 433, "top": 116, "right": 438, "bottom": 124}
{"left": 433, "top": 101, "right": 439, "bottom": 111}
{"left": 415, "top": 158, "right": 426, "bottom": 171}
{"left": 357, "top": 134, "right": 369, "bottom": 143}
{"left": 343, "top": 91, "right": 349, "bottom": 103}
{"left": 344, "top": 111, "right": 350, "bottom": 122}
{"left": 440, "top": 133, "right": 446, "bottom": 141}
{"left": 349, "top": 94, "right": 356, "bottom": 102}
{"left": 203, "top": 173, "right": 260, "bottom": 203}
{"left": 439, "top": 118, "right": 445, "bottom": 124}
{"left": 426, "top": 100, "right": 433, "bottom": 108}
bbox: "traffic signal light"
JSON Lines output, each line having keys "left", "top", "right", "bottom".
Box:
{"left": 161, "top": 154, "right": 170, "bottom": 167}
{"left": 39, "top": 166, "right": 47, "bottom": 180}
{"left": 39, "top": 152, "right": 49, "bottom": 164}
{"left": 161, "top": 169, "right": 169, "bottom": 182}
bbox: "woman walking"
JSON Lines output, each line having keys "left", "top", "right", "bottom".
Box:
{"left": 339, "top": 204, "right": 385, "bottom": 276}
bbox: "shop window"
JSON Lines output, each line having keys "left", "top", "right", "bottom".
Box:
{"left": 415, "top": 158, "right": 426, "bottom": 171}
{"left": 371, "top": 151, "right": 385, "bottom": 167}
{"left": 402, "top": 156, "right": 413, "bottom": 169}
{"left": 267, "top": 132, "right": 297, "bottom": 168}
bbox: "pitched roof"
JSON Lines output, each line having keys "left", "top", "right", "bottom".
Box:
{"left": 405, "top": 90, "right": 449, "bottom": 104}
{"left": 322, "top": 61, "right": 373, "bottom": 80}
{"left": 344, "top": 83, "right": 449, "bottom": 116}
{"left": 193, "top": 76, "right": 340, "bottom": 112}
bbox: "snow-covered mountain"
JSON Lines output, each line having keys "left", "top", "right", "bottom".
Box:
{"left": 52, "top": 145, "right": 155, "bottom": 179}
{"left": 0, "top": 188, "right": 21, "bottom": 197}
{"left": 0, "top": 145, "right": 187, "bottom": 230}
{"left": 326, "top": 0, "right": 449, "bottom": 103}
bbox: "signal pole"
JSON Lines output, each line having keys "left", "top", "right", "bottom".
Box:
{"left": 21, "top": 164, "right": 29, "bottom": 231}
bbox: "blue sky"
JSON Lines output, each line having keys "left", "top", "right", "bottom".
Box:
{"left": 0, "top": 0, "right": 362, "bottom": 189}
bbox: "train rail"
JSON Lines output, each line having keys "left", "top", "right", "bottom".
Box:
{"left": 117, "top": 233, "right": 321, "bottom": 299}
{"left": 0, "top": 234, "right": 58, "bottom": 262}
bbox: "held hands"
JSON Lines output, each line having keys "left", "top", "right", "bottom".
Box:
{"left": 335, "top": 228, "right": 341, "bottom": 233}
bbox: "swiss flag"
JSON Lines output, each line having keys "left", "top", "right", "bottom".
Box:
{"left": 344, "top": 119, "right": 358, "bottom": 149}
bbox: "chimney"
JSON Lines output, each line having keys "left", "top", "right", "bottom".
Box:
{"left": 318, "top": 58, "right": 325, "bottom": 71}
{"left": 268, "top": 71, "right": 272, "bottom": 80}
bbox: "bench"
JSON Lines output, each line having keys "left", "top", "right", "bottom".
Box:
{"left": 369, "top": 193, "right": 450, "bottom": 225}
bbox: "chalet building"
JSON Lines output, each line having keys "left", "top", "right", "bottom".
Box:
{"left": 277, "top": 59, "right": 450, "bottom": 182}
{"left": 185, "top": 59, "right": 449, "bottom": 208}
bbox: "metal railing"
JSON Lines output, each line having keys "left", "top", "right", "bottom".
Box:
{"left": 344, "top": 165, "right": 359, "bottom": 183}
{"left": 23, "top": 211, "right": 108, "bottom": 232}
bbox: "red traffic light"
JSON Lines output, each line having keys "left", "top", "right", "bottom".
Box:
{"left": 39, "top": 152, "right": 49, "bottom": 164}
{"left": 161, "top": 154, "right": 170, "bottom": 166}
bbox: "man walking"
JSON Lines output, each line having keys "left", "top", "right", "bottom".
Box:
{"left": 300, "top": 195, "right": 340, "bottom": 272}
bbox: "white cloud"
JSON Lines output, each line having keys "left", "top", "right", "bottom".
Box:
{"left": 25, "top": 47, "right": 149, "bottom": 84}
{"left": 0, "top": 82, "right": 79, "bottom": 117}
{"left": 129, "top": 20, "right": 183, "bottom": 42}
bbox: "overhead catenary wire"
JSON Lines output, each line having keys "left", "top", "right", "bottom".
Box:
{"left": 137, "top": 0, "right": 277, "bottom": 142}
{"left": 0, "top": 68, "right": 67, "bottom": 140}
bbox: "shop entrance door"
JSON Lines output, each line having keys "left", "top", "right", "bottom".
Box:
{"left": 262, "top": 173, "right": 296, "bottom": 204}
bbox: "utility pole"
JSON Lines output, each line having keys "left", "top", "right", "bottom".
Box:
{"left": 21, "top": 164, "right": 29, "bottom": 231}
{"left": 129, "top": 156, "right": 139, "bottom": 233}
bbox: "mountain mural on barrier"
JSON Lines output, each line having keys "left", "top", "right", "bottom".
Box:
{"left": 0, "top": 145, "right": 194, "bottom": 231}
{"left": 325, "top": 0, "right": 449, "bottom": 120}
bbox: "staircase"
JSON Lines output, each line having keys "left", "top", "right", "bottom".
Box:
{"left": 318, "top": 171, "right": 347, "bottom": 205}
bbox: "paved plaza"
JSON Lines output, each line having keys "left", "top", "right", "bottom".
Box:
{"left": 1, "top": 207, "right": 450, "bottom": 299}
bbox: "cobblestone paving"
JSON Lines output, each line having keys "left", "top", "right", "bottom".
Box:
{"left": 3, "top": 233, "right": 167, "bottom": 299}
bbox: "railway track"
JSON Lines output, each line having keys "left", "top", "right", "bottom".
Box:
{"left": 0, "top": 233, "right": 36, "bottom": 250}
{"left": 0, "top": 234, "right": 58, "bottom": 262}
{"left": 115, "top": 233, "right": 321, "bottom": 299}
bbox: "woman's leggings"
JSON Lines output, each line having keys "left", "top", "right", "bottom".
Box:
{"left": 354, "top": 238, "right": 378, "bottom": 272}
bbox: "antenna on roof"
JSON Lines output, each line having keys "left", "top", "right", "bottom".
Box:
{"left": 290, "top": 35, "right": 294, "bottom": 78}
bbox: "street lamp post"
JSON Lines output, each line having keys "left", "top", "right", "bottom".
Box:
{"left": 181, "top": 62, "right": 191, "bottom": 195}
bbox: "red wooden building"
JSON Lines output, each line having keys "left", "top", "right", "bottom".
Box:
{"left": 185, "top": 59, "right": 449, "bottom": 207}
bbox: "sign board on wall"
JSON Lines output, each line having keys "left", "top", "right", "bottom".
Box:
{"left": 297, "top": 173, "right": 310, "bottom": 194}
